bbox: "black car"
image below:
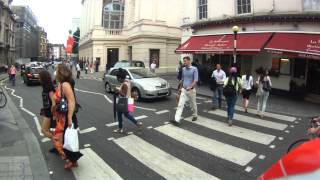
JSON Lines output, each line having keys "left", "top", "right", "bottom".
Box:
{"left": 23, "top": 67, "right": 44, "bottom": 86}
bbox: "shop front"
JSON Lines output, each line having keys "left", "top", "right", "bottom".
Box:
{"left": 176, "top": 32, "right": 320, "bottom": 100}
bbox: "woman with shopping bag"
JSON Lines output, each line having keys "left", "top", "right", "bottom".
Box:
{"left": 52, "top": 64, "right": 82, "bottom": 170}
{"left": 113, "top": 68, "right": 143, "bottom": 133}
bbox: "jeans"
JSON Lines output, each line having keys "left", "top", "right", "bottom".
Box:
{"left": 10, "top": 74, "right": 16, "bottom": 86}
{"left": 175, "top": 88, "right": 197, "bottom": 122}
{"left": 257, "top": 91, "right": 269, "bottom": 114}
{"left": 226, "top": 95, "right": 238, "bottom": 120}
{"left": 212, "top": 84, "right": 223, "bottom": 107}
{"left": 117, "top": 111, "right": 138, "bottom": 129}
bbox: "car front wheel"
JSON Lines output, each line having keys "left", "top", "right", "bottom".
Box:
{"left": 105, "top": 83, "right": 112, "bottom": 93}
{"left": 131, "top": 88, "right": 141, "bottom": 101}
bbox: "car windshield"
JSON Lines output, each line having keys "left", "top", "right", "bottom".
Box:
{"left": 129, "top": 69, "right": 156, "bottom": 79}
{"left": 31, "top": 68, "right": 44, "bottom": 74}
{"left": 114, "top": 62, "right": 130, "bottom": 68}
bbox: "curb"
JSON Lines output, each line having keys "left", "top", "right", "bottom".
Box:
{"left": 3, "top": 88, "right": 50, "bottom": 180}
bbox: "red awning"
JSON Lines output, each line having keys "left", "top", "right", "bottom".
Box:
{"left": 265, "top": 33, "right": 320, "bottom": 59}
{"left": 176, "top": 33, "right": 272, "bottom": 54}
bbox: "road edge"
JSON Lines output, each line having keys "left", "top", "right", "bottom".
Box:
{"left": 4, "top": 87, "right": 51, "bottom": 180}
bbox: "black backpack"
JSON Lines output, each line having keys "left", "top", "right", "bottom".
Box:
{"left": 223, "top": 78, "right": 237, "bottom": 97}
{"left": 262, "top": 80, "right": 271, "bottom": 92}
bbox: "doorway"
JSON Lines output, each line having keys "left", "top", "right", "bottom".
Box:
{"left": 106, "top": 48, "right": 119, "bottom": 71}
{"left": 307, "top": 60, "right": 320, "bottom": 95}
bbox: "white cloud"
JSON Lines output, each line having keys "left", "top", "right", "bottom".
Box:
{"left": 12, "top": 0, "right": 81, "bottom": 45}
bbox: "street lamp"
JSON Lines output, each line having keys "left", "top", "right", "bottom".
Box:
{"left": 232, "top": 25, "right": 239, "bottom": 64}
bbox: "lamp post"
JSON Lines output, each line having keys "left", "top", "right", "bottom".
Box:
{"left": 232, "top": 25, "right": 239, "bottom": 64}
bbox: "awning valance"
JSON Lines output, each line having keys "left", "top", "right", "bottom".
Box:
{"left": 265, "top": 33, "right": 320, "bottom": 59}
{"left": 176, "top": 33, "right": 273, "bottom": 54}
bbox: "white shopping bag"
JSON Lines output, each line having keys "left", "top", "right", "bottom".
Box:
{"left": 63, "top": 124, "right": 79, "bottom": 152}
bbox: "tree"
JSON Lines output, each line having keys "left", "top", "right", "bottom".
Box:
{"left": 72, "top": 28, "right": 80, "bottom": 54}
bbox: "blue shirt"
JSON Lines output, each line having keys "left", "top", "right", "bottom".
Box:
{"left": 182, "top": 66, "right": 198, "bottom": 88}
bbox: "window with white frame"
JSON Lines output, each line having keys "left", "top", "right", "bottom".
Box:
{"left": 103, "top": 0, "right": 124, "bottom": 29}
{"left": 237, "top": 0, "right": 251, "bottom": 14}
{"left": 198, "top": 0, "right": 207, "bottom": 20}
{"left": 303, "top": 0, "right": 320, "bottom": 11}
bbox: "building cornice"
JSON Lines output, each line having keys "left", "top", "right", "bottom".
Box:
{"left": 190, "top": 13, "right": 320, "bottom": 30}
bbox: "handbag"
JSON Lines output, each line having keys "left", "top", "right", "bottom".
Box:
{"left": 223, "top": 78, "right": 237, "bottom": 97}
{"left": 116, "top": 97, "right": 129, "bottom": 113}
{"left": 63, "top": 124, "right": 79, "bottom": 152}
{"left": 56, "top": 85, "right": 68, "bottom": 113}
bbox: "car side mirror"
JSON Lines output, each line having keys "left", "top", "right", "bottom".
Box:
{"left": 126, "top": 75, "right": 131, "bottom": 79}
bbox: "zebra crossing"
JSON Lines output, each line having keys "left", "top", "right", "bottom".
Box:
{"left": 71, "top": 107, "right": 299, "bottom": 180}
{"left": 79, "top": 76, "right": 103, "bottom": 81}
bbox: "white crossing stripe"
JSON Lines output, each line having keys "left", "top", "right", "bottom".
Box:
{"left": 235, "top": 106, "right": 296, "bottom": 122}
{"left": 135, "top": 115, "right": 148, "bottom": 120}
{"left": 106, "top": 122, "right": 118, "bottom": 127}
{"left": 155, "top": 124, "right": 256, "bottom": 166}
{"left": 155, "top": 110, "right": 170, "bottom": 114}
{"left": 72, "top": 148, "right": 123, "bottom": 180}
{"left": 185, "top": 116, "right": 275, "bottom": 145}
{"left": 207, "top": 110, "right": 288, "bottom": 130}
{"left": 196, "top": 96, "right": 206, "bottom": 100}
{"left": 79, "top": 127, "right": 97, "bottom": 134}
{"left": 114, "top": 135, "right": 218, "bottom": 180}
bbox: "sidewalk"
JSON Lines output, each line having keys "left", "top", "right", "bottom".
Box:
{"left": 160, "top": 74, "right": 320, "bottom": 117}
{"left": 0, "top": 82, "right": 50, "bottom": 180}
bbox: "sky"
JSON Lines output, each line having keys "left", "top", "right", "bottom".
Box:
{"left": 12, "top": 0, "right": 82, "bottom": 45}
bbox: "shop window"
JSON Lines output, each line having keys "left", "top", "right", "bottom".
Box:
{"left": 198, "top": 0, "right": 207, "bottom": 20}
{"left": 237, "top": 0, "right": 251, "bottom": 14}
{"left": 293, "top": 58, "right": 306, "bottom": 79}
{"left": 271, "top": 58, "right": 291, "bottom": 76}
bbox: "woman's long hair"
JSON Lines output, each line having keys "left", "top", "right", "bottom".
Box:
{"left": 56, "top": 64, "right": 72, "bottom": 83}
{"left": 245, "top": 70, "right": 251, "bottom": 81}
{"left": 39, "top": 70, "right": 52, "bottom": 90}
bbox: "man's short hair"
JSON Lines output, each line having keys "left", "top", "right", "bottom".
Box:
{"left": 183, "top": 56, "right": 191, "bottom": 61}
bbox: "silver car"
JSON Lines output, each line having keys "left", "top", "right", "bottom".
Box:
{"left": 104, "top": 67, "right": 171, "bottom": 100}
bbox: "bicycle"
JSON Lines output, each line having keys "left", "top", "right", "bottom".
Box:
{"left": 0, "top": 86, "right": 7, "bottom": 108}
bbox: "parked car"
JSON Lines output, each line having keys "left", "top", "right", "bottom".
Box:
{"left": 106, "top": 60, "right": 145, "bottom": 73}
{"left": 23, "top": 66, "right": 44, "bottom": 86}
{"left": 104, "top": 67, "right": 170, "bottom": 100}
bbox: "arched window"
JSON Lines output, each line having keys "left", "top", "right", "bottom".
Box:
{"left": 103, "top": 0, "right": 124, "bottom": 29}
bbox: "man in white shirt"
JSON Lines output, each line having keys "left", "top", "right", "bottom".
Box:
{"left": 150, "top": 60, "right": 157, "bottom": 73}
{"left": 211, "top": 64, "right": 226, "bottom": 109}
{"left": 76, "top": 62, "right": 81, "bottom": 79}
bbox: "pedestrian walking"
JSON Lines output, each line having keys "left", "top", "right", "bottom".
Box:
{"left": 223, "top": 67, "right": 242, "bottom": 126}
{"left": 52, "top": 64, "right": 82, "bottom": 170}
{"left": 113, "top": 68, "right": 142, "bottom": 133}
{"left": 84, "top": 61, "right": 89, "bottom": 74}
{"left": 76, "top": 62, "right": 81, "bottom": 79}
{"left": 177, "top": 61, "right": 183, "bottom": 81}
{"left": 256, "top": 69, "right": 272, "bottom": 118}
{"left": 9, "top": 65, "right": 17, "bottom": 86}
{"left": 174, "top": 56, "right": 198, "bottom": 124}
{"left": 39, "top": 70, "right": 56, "bottom": 153}
{"left": 150, "top": 60, "right": 157, "bottom": 73}
{"left": 212, "top": 64, "right": 226, "bottom": 109}
{"left": 241, "top": 70, "right": 253, "bottom": 113}
{"left": 90, "top": 60, "right": 94, "bottom": 74}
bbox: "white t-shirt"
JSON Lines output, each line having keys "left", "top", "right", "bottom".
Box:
{"left": 150, "top": 63, "right": 156, "bottom": 70}
{"left": 241, "top": 75, "right": 253, "bottom": 90}
{"left": 212, "top": 69, "right": 226, "bottom": 85}
{"left": 76, "top": 64, "right": 81, "bottom": 71}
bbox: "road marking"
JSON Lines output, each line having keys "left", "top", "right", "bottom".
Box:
{"left": 75, "top": 88, "right": 113, "bottom": 103}
{"left": 196, "top": 96, "right": 206, "bottom": 100}
{"left": 258, "top": 155, "right": 266, "bottom": 160}
{"left": 147, "top": 126, "right": 153, "bottom": 129}
{"left": 41, "top": 138, "right": 51, "bottom": 143}
{"left": 205, "top": 100, "right": 212, "bottom": 103}
{"left": 285, "top": 130, "right": 290, "bottom": 133}
{"left": 278, "top": 137, "right": 284, "bottom": 141}
{"left": 33, "top": 116, "right": 44, "bottom": 137}
{"left": 79, "top": 127, "right": 97, "bottom": 134}
{"left": 114, "top": 135, "right": 218, "bottom": 180}
{"left": 155, "top": 124, "right": 256, "bottom": 166}
{"left": 135, "top": 106, "right": 157, "bottom": 111}
{"left": 185, "top": 116, "right": 276, "bottom": 145}
{"left": 84, "top": 144, "right": 91, "bottom": 148}
{"left": 235, "top": 106, "right": 296, "bottom": 122}
{"left": 155, "top": 110, "right": 169, "bottom": 115}
{"left": 106, "top": 122, "right": 118, "bottom": 127}
{"left": 269, "top": 145, "right": 276, "bottom": 149}
{"left": 107, "top": 137, "right": 115, "bottom": 141}
{"left": 207, "top": 110, "right": 288, "bottom": 131}
{"left": 72, "top": 148, "right": 123, "bottom": 180}
{"left": 127, "top": 132, "right": 133, "bottom": 135}
{"left": 245, "top": 166, "right": 253, "bottom": 173}
{"left": 21, "top": 107, "right": 36, "bottom": 117}
{"left": 104, "top": 95, "right": 113, "bottom": 103}
{"left": 164, "top": 122, "right": 170, "bottom": 125}
{"left": 135, "top": 115, "right": 148, "bottom": 120}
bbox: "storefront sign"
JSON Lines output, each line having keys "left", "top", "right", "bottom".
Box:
{"left": 306, "top": 39, "right": 320, "bottom": 54}
{"left": 200, "top": 35, "right": 231, "bottom": 52}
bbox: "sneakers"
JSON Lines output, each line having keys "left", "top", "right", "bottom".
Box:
{"left": 137, "top": 121, "right": 143, "bottom": 129}
{"left": 192, "top": 117, "right": 197, "bottom": 121}
{"left": 228, "top": 120, "right": 233, "bottom": 126}
{"left": 170, "top": 120, "right": 181, "bottom": 126}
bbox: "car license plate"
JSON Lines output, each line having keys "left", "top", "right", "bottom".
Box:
{"left": 159, "top": 89, "right": 168, "bottom": 94}
{"left": 34, "top": 74, "right": 39, "bottom": 78}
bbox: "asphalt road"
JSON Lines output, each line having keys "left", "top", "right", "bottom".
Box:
{"left": 5, "top": 71, "right": 308, "bottom": 180}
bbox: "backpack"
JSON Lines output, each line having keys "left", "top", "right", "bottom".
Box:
{"left": 209, "top": 77, "right": 217, "bottom": 91}
{"left": 223, "top": 78, "right": 237, "bottom": 97}
{"left": 262, "top": 80, "right": 271, "bottom": 92}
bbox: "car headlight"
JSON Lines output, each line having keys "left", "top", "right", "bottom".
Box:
{"left": 142, "top": 85, "right": 156, "bottom": 91}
